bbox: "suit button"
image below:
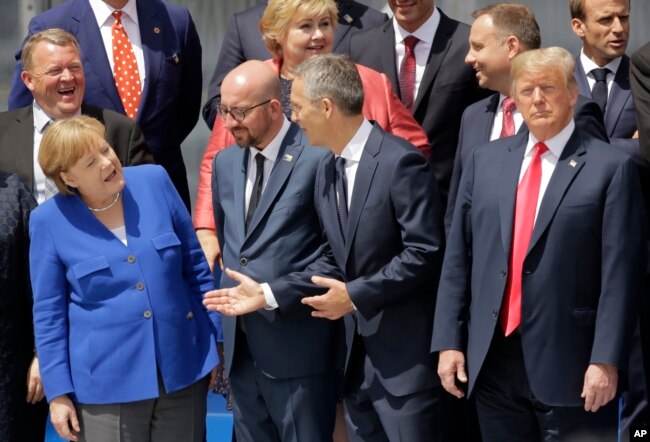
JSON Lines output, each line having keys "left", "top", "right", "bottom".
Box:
{"left": 186, "top": 311, "right": 194, "bottom": 320}
{"left": 143, "top": 310, "right": 152, "bottom": 319}
{"left": 127, "top": 255, "right": 136, "bottom": 263}
{"left": 240, "top": 258, "right": 248, "bottom": 266}
{"left": 135, "top": 282, "right": 145, "bottom": 291}
{"left": 500, "top": 270, "right": 506, "bottom": 277}
{"left": 492, "top": 310, "right": 498, "bottom": 318}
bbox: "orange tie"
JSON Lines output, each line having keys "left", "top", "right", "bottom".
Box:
{"left": 112, "top": 10, "right": 142, "bottom": 120}
{"left": 500, "top": 142, "right": 548, "bottom": 336}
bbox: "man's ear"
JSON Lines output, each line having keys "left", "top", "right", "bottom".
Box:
{"left": 571, "top": 18, "right": 586, "bottom": 39}
{"left": 21, "top": 70, "right": 36, "bottom": 92}
{"left": 322, "top": 98, "right": 333, "bottom": 118}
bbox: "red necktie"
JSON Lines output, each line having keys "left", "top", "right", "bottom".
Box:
{"left": 500, "top": 97, "right": 516, "bottom": 138}
{"left": 399, "top": 35, "right": 419, "bottom": 112}
{"left": 112, "top": 10, "right": 142, "bottom": 120}
{"left": 500, "top": 142, "right": 549, "bottom": 336}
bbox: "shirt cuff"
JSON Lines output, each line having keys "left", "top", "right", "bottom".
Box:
{"left": 261, "top": 283, "right": 278, "bottom": 310}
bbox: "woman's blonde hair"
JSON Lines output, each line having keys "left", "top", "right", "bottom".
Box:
{"left": 260, "top": 0, "right": 338, "bottom": 58}
{"left": 39, "top": 115, "right": 106, "bottom": 195}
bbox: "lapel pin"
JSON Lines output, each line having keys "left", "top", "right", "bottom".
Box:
{"left": 172, "top": 53, "right": 180, "bottom": 64}
{"left": 283, "top": 154, "right": 294, "bottom": 162}
{"left": 569, "top": 160, "right": 577, "bottom": 168}
{"left": 343, "top": 14, "right": 353, "bottom": 23}
{"left": 153, "top": 26, "right": 160, "bottom": 34}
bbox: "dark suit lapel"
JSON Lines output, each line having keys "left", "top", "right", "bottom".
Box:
{"left": 413, "top": 9, "right": 453, "bottom": 112}
{"left": 377, "top": 20, "right": 399, "bottom": 95}
{"left": 574, "top": 60, "right": 591, "bottom": 98}
{"left": 245, "top": 126, "right": 303, "bottom": 237}
{"left": 604, "top": 55, "right": 631, "bottom": 134}
{"left": 12, "top": 107, "right": 37, "bottom": 191}
{"left": 71, "top": 0, "right": 122, "bottom": 112}
{"left": 345, "top": 126, "right": 380, "bottom": 260}
{"left": 480, "top": 94, "right": 500, "bottom": 139}
{"left": 136, "top": 1, "right": 165, "bottom": 122}
{"left": 527, "top": 132, "right": 586, "bottom": 253}
{"left": 233, "top": 148, "right": 248, "bottom": 245}
{"left": 498, "top": 133, "right": 528, "bottom": 255}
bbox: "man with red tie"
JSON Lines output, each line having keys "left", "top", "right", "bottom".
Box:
{"left": 445, "top": 3, "right": 608, "bottom": 234}
{"left": 432, "top": 46, "right": 646, "bottom": 441}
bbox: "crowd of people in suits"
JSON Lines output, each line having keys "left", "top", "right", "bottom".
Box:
{"left": 1, "top": 0, "right": 650, "bottom": 441}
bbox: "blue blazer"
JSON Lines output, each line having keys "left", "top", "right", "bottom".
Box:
{"left": 213, "top": 123, "right": 345, "bottom": 379}
{"left": 575, "top": 55, "right": 641, "bottom": 160}
{"left": 9, "top": 0, "right": 202, "bottom": 209}
{"left": 29, "top": 165, "right": 220, "bottom": 404}
{"left": 432, "top": 130, "right": 646, "bottom": 406}
{"left": 202, "top": 0, "right": 388, "bottom": 127}
{"left": 272, "top": 124, "right": 444, "bottom": 397}
{"left": 445, "top": 93, "right": 609, "bottom": 233}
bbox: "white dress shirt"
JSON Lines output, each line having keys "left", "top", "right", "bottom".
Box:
{"left": 89, "top": 0, "right": 146, "bottom": 89}
{"left": 490, "top": 94, "right": 524, "bottom": 141}
{"left": 520, "top": 120, "right": 575, "bottom": 223}
{"left": 579, "top": 49, "right": 621, "bottom": 98}
{"left": 393, "top": 8, "right": 440, "bottom": 102}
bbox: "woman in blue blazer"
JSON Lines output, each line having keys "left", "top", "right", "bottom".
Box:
{"left": 29, "top": 116, "right": 221, "bottom": 442}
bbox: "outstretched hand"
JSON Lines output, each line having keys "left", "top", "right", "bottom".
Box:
{"left": 203, "top": 268, "right": 267, "bottom": 315}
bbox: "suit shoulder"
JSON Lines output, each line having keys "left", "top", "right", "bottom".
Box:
{"left": 345, "top": 1, "right": 387, "bottom": 25}
{"left": 29, "top": 0, "right": 75, "bottom": 25}
{"left": 123, "top": 164, "right": 166, "bottom": 182}
{"left": 234, "top": 3, "right": 266, "bottom": 21}
{"left": 0, "top": 106, "right": 31, "bottom": 123}
{"left": 83, "top": 105, "right": 134, "bottom": 128}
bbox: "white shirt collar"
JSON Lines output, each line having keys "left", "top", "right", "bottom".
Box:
{"left": 580, "top": 48, "right": 621, "bottom": 77}
{"left": 340, "top": 119, "right": 373, "bottom": 163}
{"left": 250, "top": 117, "right": 291, "bottom": 163}
{"left": 89, "top": 0, "right": 139, "bottom": 27}
{"left": 392, "top": 7, "right": 440, "bottom": 46}
{"left": 527, "top": 119, "right": 576, "bottom": 159}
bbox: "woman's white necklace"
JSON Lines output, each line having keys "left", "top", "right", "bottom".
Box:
{"left": 87, "top": 192, "right": 121, "bottom": 212}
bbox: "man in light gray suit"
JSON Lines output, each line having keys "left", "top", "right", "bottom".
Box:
{"left": 205, "top": 60, "right": 344, "bottom": 442}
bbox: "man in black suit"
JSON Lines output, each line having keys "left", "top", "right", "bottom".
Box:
{"left": 202, "top": 0, "right": 387, "bottom": 128}
{"left": 0, "top": 29, "right": 152, "bottom": 204}
{"left": 433, "top": 46, "right": 646, "bottom": 442}
{"left": 349, "top": 0, "right": 488, "bottom": 206}
{"left": 445, "top": 3, "right": 608, "bottom": 233}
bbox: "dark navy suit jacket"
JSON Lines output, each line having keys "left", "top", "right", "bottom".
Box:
{"left": 349, "top": 9, "right": 489, "bottom": 206}
{"left": 272, "top": 124, "right": 444, "bottom": 397}
{"left": 575, "top": 55, "right": 640, "bottom": 161}
{"left": 432, "top": 130, "right": 646, "bottom": 406}
{"left": 213, "top": 123, "right": 345, "bottom": 379}
{"left": 445, "top": 93, "right": 609, "bottom": 233}
{"left": 202, "top": 0, "right": 387, "bottom": 127}
{"left": 8, "top": 0, "right": 202, "bottom": 210}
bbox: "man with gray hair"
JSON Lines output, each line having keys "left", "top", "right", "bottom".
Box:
{"left": 205, "top": 54, "right": 446, "bottom": 441}
{"left": 432, "top": 46, "right": 646, "bottom": 441}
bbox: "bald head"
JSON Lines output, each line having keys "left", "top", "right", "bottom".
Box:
{"left": 220, "top": 61, "right": 284, "bottom": 149}
{"left": 223, "top": 61, "right": 281, "bottom": 103}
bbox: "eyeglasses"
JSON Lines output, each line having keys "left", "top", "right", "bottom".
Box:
{"left": 216, "top": 99, "right": 272, "bottom": 122}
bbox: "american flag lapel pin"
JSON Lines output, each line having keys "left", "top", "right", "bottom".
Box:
{"left": 344, "top": 14, "right": 353, "bottom": 23}
{"left": 283, "top": 154, "right": 293, "bottom": 162}
{"left": 569, "top": 160, "right": 577, "bottom": 168}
